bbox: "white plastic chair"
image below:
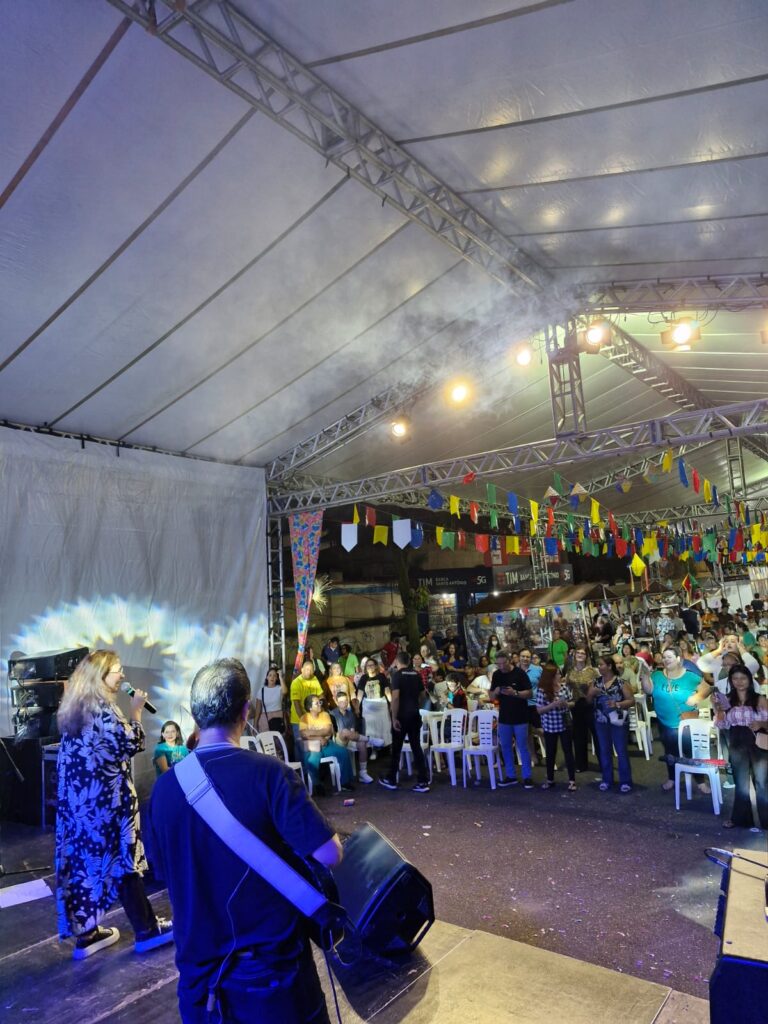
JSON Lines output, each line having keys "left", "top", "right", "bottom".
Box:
{"left": 430, "top": 709, "right": 467, "bottom": 786}
{"left": 400, "top": 722, "right": 431, "bottom": 781}
{"left": 462, "top": 709, "right": 501, "bottom": 790}
{"left": 674, "top": 720, "right": 723, "bottom": 815}
{"left": 634, "top": 693, "right": 654, "bottom": 753}
{"left": 628, "top": 706, "right": 650, "bottom": 760}
{"left": 241, "top": 730, "right": 306, "bottom": 787}
{"left": 307, "top": 755, "right": 341, "bottom": 796}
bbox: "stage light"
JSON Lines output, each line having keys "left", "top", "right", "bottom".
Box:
{"left": 576, "top": 320, "right": 611, "bottom": 354}
{"left": 514, "top": 342, "right": 533, "bottom": 366}
{"left": 390, "top": 416, "right": 410, "bottom": 439}
{"left": 448, "top": 381, "right": 471, "bottom": 404}
{"left": 661, "top": 318, "right": 700, "bottom": 348}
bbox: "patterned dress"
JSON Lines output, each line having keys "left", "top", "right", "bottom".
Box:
{"left": 55, "top": 700, "right": 147, "bottom": 937}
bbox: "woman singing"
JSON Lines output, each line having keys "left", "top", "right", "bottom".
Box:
{"left": 55, "top": 650, "right": 174, "bottom": 959}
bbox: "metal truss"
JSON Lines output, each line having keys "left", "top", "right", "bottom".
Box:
{"left": 545, "top": 322, "right": 587, "bottom": 435}
{"left": 578, "top": 274, "right": 768, "bottom": 314}
{"left": 725, "top": 438, "right": 748, "bottom": 498}
{"left": 106, "top": 0, "right": 545, "bottom": 294}
{"left": 269, "top": 398, "right": 768, "bottom": 513}
{"left": 266, "top": 517, "right": 286, "bottom": 670}
{"left": 599, "top": 324, "right": 768, "bottom": 466}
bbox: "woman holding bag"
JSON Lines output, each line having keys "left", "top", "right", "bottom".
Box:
{"left": 713, "top": 664, "right": 768, "bottom": 830}
{"left": 588, "top": 656, "right": 634, "bottom": 793}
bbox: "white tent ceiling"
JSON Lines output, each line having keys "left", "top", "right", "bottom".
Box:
{"left": 1, "top": 0, "right": 767, "bottom": 515}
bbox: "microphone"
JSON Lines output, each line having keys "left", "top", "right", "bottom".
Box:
{"left": 121, "top": 681, "right": 158, "bottom": 714}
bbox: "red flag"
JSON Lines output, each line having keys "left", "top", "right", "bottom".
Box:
{"left": 616, "top": 538, "right": 628, "bottom": 558}
{"left": 692, "top": 469, "right": 700, "bottom": 494}
{"left": 547, "top": 507, "right": 555, "bottom": 531}
{"left": 462, "top": 472, "right": 476, "bottom": 484}
{"left": 692, "top": 534, "right": 702, "bottom": 553}
{"left": 608, "top": 511, "right": 617, "bottom": 535}
{"left": 475, "top": 534, "right": 489, "bottom": 553}
{"left": 469, "top": 502, "right": 479, "bottom": 524}
{"left": 365, "top": 506, "right": 376, "bottom": 527}
{"left": 458, "top": 529, "right": 466, "bottom": 550}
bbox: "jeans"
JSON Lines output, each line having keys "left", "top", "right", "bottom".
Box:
{"left": 303, "top": 741, "right": 353, "bottom": 788}
{"left": 728, "top": 727, "right": 768, "bottom": 829}
{"left": 571, "top": 698, "right": 597, "bottom": 772}
{"left": 543, "top": 729, "right": 575, "bottom": 782}
{"left": 178, "top": 934, "right": 329, "bottom": 1024}
{"left": 594, "top": 720, "right": 633, "bottom": 788}
{"left": 387, "top": 714, "right": 428, "bottom": 785}
{"left": 498, "top": 723, "right": 532, "bottom": 780}
{"left": 659, "top": 722, "right": 692, "bottom": 779}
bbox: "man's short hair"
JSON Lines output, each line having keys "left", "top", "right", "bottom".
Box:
{"left": 395, "top": 651, "right": 411, "bottom": 667}
{"left": 190, "top": 658, "right": 251, "bottom": 729}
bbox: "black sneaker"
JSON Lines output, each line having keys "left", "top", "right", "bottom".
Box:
{"left": 523, "top": 779, "right": 534, "bottom": 790}
{"left": 340, "top": 784, "right": 355, "bottom": 793}
{"left": 73, "top": 926, "right": 120, "bottom": 960}
{"left": 378, "top": 777, "right": 398, "bottom": 790}
{"left": 497, "top": 778, "right": 518, "bottom": 787}
{"left": 134, "top": 918, "right": 174, "bottom": 954}
{"left": 412, "top": 783, "right": 430, "bottom": 793}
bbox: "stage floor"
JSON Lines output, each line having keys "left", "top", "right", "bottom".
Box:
{"left": 0, "top": 842, "right": 708, "bottom": 1024}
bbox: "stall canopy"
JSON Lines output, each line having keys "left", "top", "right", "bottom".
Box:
{"left": 473, "top": 584, "right": 623, "bottom": 613}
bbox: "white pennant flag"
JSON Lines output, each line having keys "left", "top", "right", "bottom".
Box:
{"left": 341, "top": 523, "right": 358, "bottom": 552}
{"left": 393, "top": 518, "right": 412, "bottom": 549}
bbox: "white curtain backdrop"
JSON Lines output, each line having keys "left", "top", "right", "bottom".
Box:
{"left": 0, "top": 429, "right": 268, "bottom": 783}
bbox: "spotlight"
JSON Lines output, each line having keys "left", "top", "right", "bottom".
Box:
{"left": 661, "top": 318, "right": 700, "bottom": 348}
{"left": 448, "top": 380, "right": 471, "bottom": 404}
{"left": 390, "top": 415, "right": 410, "bottom": 440}
{"left": 514, "top": 342, "right": 533, "bottom": 367}
{"left": 576, "top": 320, "right": 611, "bottom": 354}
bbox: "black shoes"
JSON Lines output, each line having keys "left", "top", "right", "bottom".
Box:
{"left": 73, "top": 926, "right": 120, "bottom": 960}
{"left": 378, "top": 778, "right": 398, "bottom": 790}
{"left": 134, "top": 918, "right": 174, "bottom": 953}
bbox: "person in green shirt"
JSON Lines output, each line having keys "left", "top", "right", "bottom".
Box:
{"left": 339, "top": 643, "right": 359, "bottom": 678}
{"left": 548, "top": 629, "right": 569, "bottom": 671}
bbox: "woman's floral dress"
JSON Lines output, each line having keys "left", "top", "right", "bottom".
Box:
{"left": 55, "top": 700, "right": 146, "bottom": 937}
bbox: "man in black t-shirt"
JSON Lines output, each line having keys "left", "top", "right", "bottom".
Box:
{"left": 489, "top": 651, "right": 534, "bottom": 788}
{"left": 149, "top": 659, "right": 342, "bottom": 1024}
{"left": 379, "top": 652, "right": 430, "bottom": 793}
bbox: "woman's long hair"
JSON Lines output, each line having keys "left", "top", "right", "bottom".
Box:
{"left": 57, "top": 649, "right": 119, "bottom": 736}
{"left": 725, "top": 664, "right": 760, "bottom": 709}
{"left": 538, "top": 661, "right": 560, "bottom": 701}
{"left": 160, "top": 720, "right": 184, "bottom": 745}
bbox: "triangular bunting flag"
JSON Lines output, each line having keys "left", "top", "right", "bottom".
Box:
{"left": 373, "top": 525, "right": 388, "bottom": 545}
{"left": 436, "top": 526, "right": 444, "bottom": 545}
{"left": 462, "top": 472, "right": 476, "bottom": 484}
{"left": 427, "top": 489, "right": 445, "bottom": 510}
{"left": 661, "top": 448, "right": 673, "bottom": 473}
{"left": 678, "top": 458, "right": 689, "bottom": 488}
{"left": 486, "top": 483, "right": 497, "bottom": 505}
{"left": 341, "top": 523, "right": 358, "bottom": 552}
{"left": 352, "top": 505, "right": 360, "bottom": 525}
{"left": 365, "top": 506, "right": 376, "bottom": 527}
{"left": 449, "top": 495, "right": 460, "bottom": 517}
{"left": 442, "top": 531, "right": 456, "bottom": 550}
{"left": 590, "top": 498, "right": 600, "bottom": 525}
{"left": 475, "top": 534, "right": 489, "bottom": 553}
{"left": 411, "top": 522, "right": 424, "bottom": 548}
{"left": 469, "top": 501, "right": 479, "bottom": 524}
{"left": 489, "top": 509, "right": 499, "bottom": 529}
{"left": 393, "top": 518, "right": 412, "bottom": 549}
{"left": 507, "top": 493, "right": 518, "bottom": 515}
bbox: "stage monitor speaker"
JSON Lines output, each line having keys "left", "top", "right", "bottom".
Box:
{"left": 331, "top": 822, "right": 434, "bottom": 957}
{"left": 0, "top": 737, "right": 47, "bottom": 826}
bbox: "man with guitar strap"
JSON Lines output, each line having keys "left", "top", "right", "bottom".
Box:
{"left": 149, "top": 658, "right": 344, "bottom": 1024}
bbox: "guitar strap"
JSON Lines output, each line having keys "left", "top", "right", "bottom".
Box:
{"left": 174, "top": 751, "right": 343, "bottom": 944}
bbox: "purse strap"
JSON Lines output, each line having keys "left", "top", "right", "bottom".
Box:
{"left": 174, "top": 751, "right": 327, "bottom": 919}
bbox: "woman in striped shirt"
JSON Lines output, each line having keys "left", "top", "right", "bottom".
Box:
{"left": 714, "top": 664, "right": 768, "bottom": 831}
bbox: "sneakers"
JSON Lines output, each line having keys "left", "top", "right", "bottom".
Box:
{"left": 73, "top": 926, "right": 120, "bottom": 960}
{"left": 358, "top": 770, "right": 374, "bottom": 784}
{"left": 378, "top": 777, "right": 398, "bottom": 790}
{"left": 369, "top": 737, "right": 386, "bottom": 748}
{"left": 661, "top": 779, "right": 675, "bottom": 792}
{"left": 620, "top": 784, "right": 632, "bottom": 794}
{"left": 134, "top": 918, "right": 174, "bottom": 954}
{"left": 411, "top": 783, "right": 430, "bottom": 793}
{"left": 340, "top": 784, "right": 355, "bottom": 793}
{"left": 369, "top": 750, "right": 377, "bottom": 761}
{"left": 599, "top": 782, "right": 610, "bottom": 792}
{"left": 722, "top": 779, "right": 735, "bottom": 790}
{"left": 523, "top": 779, "right": 534, "bottom": 790}
{"left": 497, "top": 777, "right": 518, "bottom": 787}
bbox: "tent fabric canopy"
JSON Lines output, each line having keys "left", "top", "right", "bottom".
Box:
{"left": 1, "top": 0, "right": 767, "bottom": 513}
{"left": 473, "top": 583, "right": 622, "bottom": 614}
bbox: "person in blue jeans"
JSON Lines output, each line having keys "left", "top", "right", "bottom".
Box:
{"left": 299, "top": 695, "right": 354, "bottom": 796}
{"left": 587, "top": 656, "right": 635, "bottom": 793}
{"left": 489, "top": 652, "right": 534, "bottom": 788}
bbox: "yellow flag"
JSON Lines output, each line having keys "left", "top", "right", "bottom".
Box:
{"left": 578, "top": 527, "right": 584, "bottom": 542}
{"left": 642, "top": 537, "right": 657, "bottom": 556}
{"left": 352, "top": 504, "right": 360, "bottom": 525}
{"left": 679, "top": 549, "right": 690, "bottom": 561}
{"left": 530, "top": 518, "right": 537, "bottom": 536}
{"left": 436, "top": 526, "right": 444, "bottom": 545}
{"left": 529, "top": 499, "right": 539, "bottom": 524}
{"left": 661, "top": 448, "right": 673, "bottom": 473}
{"left": 703, "top": 479, "right": 712, "bottom": 502}
{"left": 752, "top": 523, "right": 761, "bottom": 544}
{"left": 449, "top": 495, "right": 460, "bottom": 517}
{"left": 630, "top": 553, "right": 646, "bottom": 577}
{"left": 506, "top": 535, "right": 520, "bottom": 555}
{"left": 590, "top": 498, "right": 600, "bottom": 525}
{"left": 373, "top": 525, "right": 388, "bottom": 545}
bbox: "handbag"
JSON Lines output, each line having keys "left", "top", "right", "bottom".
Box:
{"left": 174, "top": 752, "right": 347, "bottom": 951}
{"left": 608, "top": 709, "right": 626, "bottom": 726}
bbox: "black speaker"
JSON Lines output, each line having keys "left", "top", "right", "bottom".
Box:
{"left": 0, "top": 737, "right": 46, "bottom": 825}
{"left": 331, "top": 822, "right": 434, "bottom": 957}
